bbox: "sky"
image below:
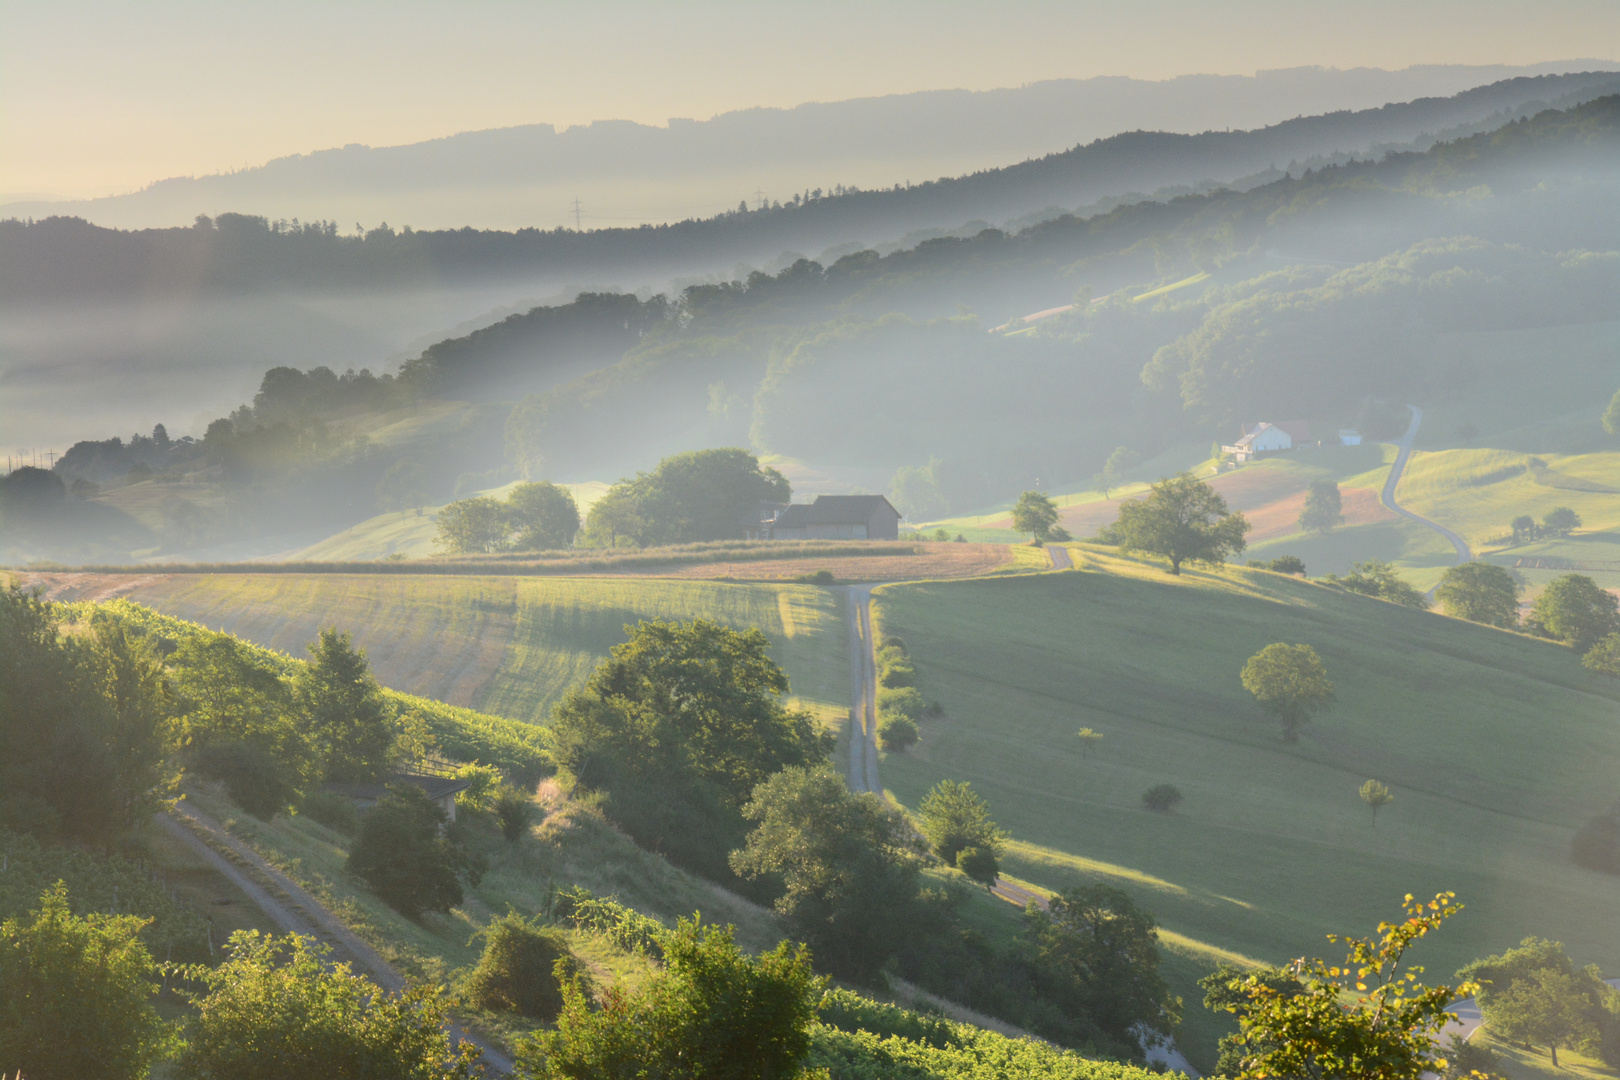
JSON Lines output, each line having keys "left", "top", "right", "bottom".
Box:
{"left": 4, "top": 0, "right": 1619, "bottom": 201}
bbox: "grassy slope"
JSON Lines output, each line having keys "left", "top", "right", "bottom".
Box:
{"left": 872, "top": 547, "right": 1620, "bottom": 1066}
{"left": 120, "top": 573, "right": 849, "bottom": 725}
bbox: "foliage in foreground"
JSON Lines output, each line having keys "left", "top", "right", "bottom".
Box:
{"left": 174, "top": 931, "right": 481, "bottom": 1080}
{"left": 0, "top": 883, "right": 176, "bottom": 1080}
{"left": 519, "top": 917, "right": 823, "bottom": 1080}
{"left": 1210, "top": 892, "right": 1471, "bottom": 1080}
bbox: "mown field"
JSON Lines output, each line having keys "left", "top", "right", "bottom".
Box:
{"left": 871, "top": 545, "right": 1620, "bottom": 1068}
{"left": 70, "top": 573, "right": 851, "bottom": 726}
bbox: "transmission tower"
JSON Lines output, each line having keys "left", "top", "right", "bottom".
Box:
{"left": 571, "top": 197, "right": 583, "bottom": 228}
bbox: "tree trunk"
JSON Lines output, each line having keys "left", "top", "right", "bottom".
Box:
{"left": 1550, "top": 1045, "right": 1559, "bottom": 1068}
{"left": 1169, "top": 555, "right": 1182, "bottom": 575}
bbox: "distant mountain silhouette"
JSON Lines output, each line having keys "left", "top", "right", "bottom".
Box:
{"left": 5, "top": 62, "right": 1615, "bottom": 231}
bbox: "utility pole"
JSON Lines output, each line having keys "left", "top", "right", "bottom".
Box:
{"left": 754, "top": 188, "right": 767, "bottom": 211}
{"left": 46, "top": 450, "right": 56, "bottom": 467}
{"left": 571, "top": 197, "right": 583, "bottom": 229}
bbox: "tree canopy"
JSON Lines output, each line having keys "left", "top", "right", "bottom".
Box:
{"left": 582, "top": 448, "right": 789, "bottom": 547}
{"left": 1457, "top": 937, "right": 1620, "bottom": 1069}
{"left": 1299, "top": 480, "right": 1344, "bottom": 534}
{"left": 1326, "top": 559, "right": 1430, "bottom": 609}
{"left": 730, "top": 765, "right": 924, "bottom": 982}
{"left": 917, "top": 779, "right": 1007, "bottom": 877}
{"left": 1240, "top": 643, "right": 1335, "bottom": 741}
{"left": 1434, "top": 562, "right": 1521, "bottom": 629}
{"left": 1529, "top": 573, "right": 1620, "bottom": 649}
{"left": 1109, "top": 473, "right": 1249, "bottom": 574}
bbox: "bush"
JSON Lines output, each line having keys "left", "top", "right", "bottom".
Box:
{"left": 462, "top": 911, "right": 573, "bottom": 1020}
{"left": 878, "top": 715, "right": 919, "bottom": 752}
{"left": 300, "top": 791, "right": 361, "bottom": 836}
{"left": 877, "top": 686, "right": 927, "bottom": 722}
{"left": 452, "top": 762, "right": 503, "bottom": 814}
{"left": 0, "top": 883, "right": 176, "bottom": 1080}
{"left": 192, "top": 740, "right": 301, "bottom": 820}
{"left": 792, "top": 569, "right": 836, "bottom": 584}
{"left": 175, "top": 931, "right": 480, "bottom": 1079}
{"left": 878, "top": 660, "right": 917, "bottom": 688}
{"left": 1250, "top": 555, "right": 1306, "bottom": 575}
{"left": 493, "top": 785, "right": 535, "bottom": 842}
{"left": 956, "top": 845, "right": 999, "bottom": 886}
{"left": 1143, "top": 784, "right": 1184, "bottom": 812}
{"left": 346, "top": 785, "right": 472, "bottom": 918}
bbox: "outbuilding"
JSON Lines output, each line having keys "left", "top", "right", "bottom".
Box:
{"left": 754, "top": 494, "right": 902, "bottom": 540}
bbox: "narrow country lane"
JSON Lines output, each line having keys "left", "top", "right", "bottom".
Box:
{"left": 1380, "top": 405, "right": 1473, "bottom": 566}
{"left": 163, "top": 800, "right": 515, "bottom": 1074}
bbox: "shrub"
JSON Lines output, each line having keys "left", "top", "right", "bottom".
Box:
{"left": 1143, "top": 784, "right": 1184, "bottom": 812}
{"left": 452, "top": 762, "right": 503, "bottom": 814}
{"left": 878, "top": 660, "right": 917, "bottom": 688}
{"left": 493, "top": 785, "right": 535, "bottom": 842}
{"left": 192, "top": 740, "right": 301, "bottom": 820}
{"left": 877, "top": 686, "right": 927, "bottom": 722}
{"left": 300, "top": 791, "right": 361, "bottom": 836}
{"left": 462, "top": 911, "right": 573, "bottom": 1020}
{"left": 792, "top": 569, "right": 836, "bottom": 584}
{"left": 877, "top": 715, "right": 919, "bottom": 752}
{"left": 956, "top": 846, "right": 999, "bottom": 886}
{"left": 0, "top": 883, "right": 176, "bottom": 1080}
{"left": 346, "top": 785, "right": 472, "bottom": 918}
{"left": 1250, "top": 555, "right": 1306, "bottom": 575}
{"left": 175, "top": 931, "right": 480, "bottom": 1079}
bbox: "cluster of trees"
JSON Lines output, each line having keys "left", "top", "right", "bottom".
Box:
{"left": 1435, "top": 563, "right": 1620, "bottom": 659}
{"left": 435, "top": 481, "right": 581, "bottom": 553}
{"left": 1102, "top": 473, "right": 1251, "bottom": 575}
{"left": 1509, "top": 506, "right": 1582, "bottom": 544}
{"left": 1459, "top": 937, "right": 1620, "bottom": 1069}
{"left": 580, "top": 447, "right": 790, "bottom": 547}
{"left": 551, "top": 616, "right": 1178, "bottom": 1057}
{"left": 875, "top": 636, "right": 929, "bottom": 752}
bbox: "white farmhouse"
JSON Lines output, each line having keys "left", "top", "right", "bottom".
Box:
{"left": 1223, "top": 421, "right": 1311, "bottom": 462}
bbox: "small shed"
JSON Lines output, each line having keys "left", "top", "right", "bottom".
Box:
{"left": 1339, "top": 429, "right": 1362, "bottom": 446}
{"left": 762, "top": 495, "right": 902, "bottom": 541}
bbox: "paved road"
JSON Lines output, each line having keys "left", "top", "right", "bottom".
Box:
{"left": 1047, "top": 545, "right": 1074, "bottom": 570}
{"left": 163, "top": 800, "right": 515, "bottom": 1074}
{"left": 1380, "top": 405, "right": 1473, "bottom": 567}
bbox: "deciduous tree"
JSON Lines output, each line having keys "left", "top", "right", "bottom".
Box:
{"left": 1011, "top": 490, "right": 1060, "bottom": 542}
{"left": 1299, "top": 480, "right": 1345, "bottom": 534}
{"left": 506, "top": 481, "right": 580, "bottom": 551}
{"left": 1111, "top": 473, "right": 1250, "bottom": 575}
{"left": 1360, "top": 779, "right": 1394, "bottom": 826}
{"left": 1459, "top": 937, "right": 1618, "bottom": 1070}
{"left": 1095, "top": 446, "right": 1140, "bottom": 498}
{"left": 1529, "top": 573, "right": 1619, "bottom": 648}
{"left": 1241, "top": 643, "right": 1335, "bottom": 741}
{"left": 917, "top": 779, "right": 1006, "bottom": 868}
{"left": 1214, "top": 893, "right": 1471, "bottom": 1080}
{"left": 346, "top": 785, "right": 473, "bottom": 918}
{"left": 730, "top": 765, "right": 923, "bottom": 982}
{"left": 434, "top": 495, "right": 509, "bottom": 553}
{"left": 1435, "top": 562, "right": 1521, "bottom": 629}
{"left": 1543, "top": 506, "right": 1582, "bottom": 537}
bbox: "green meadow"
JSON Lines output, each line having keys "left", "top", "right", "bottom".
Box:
{"left": 121, "top": 574, "right": 850, "bottom": 725}
{"left": 871, "top": 547, "right": 1620, "bottom": 1038}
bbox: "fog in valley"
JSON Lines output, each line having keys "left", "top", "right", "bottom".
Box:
{"left": 6, "top": 7, "right": 1620, "bottom": 1078}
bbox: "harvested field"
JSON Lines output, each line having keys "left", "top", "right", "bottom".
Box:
{"left": 1241, "top": 485, "right": 1393, "bottom": 543}
{"left": 596, "top": 542, "right": 1011, "bottom": 581}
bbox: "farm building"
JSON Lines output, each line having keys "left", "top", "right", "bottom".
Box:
{"left": 1223, "top": 421, "right": 1312, "bottom": 462}
{"left": 1339, "top": 429, "right": 1362, "bottom": 445}
{"left": 749, "top": 494, "right": 902, "bottom": 540}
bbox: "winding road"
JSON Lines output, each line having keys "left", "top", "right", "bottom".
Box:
{"left": 1380, "top": 405, "right": 1473, "bottom": 568}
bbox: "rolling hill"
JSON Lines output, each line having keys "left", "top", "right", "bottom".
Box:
{"left": 867, "top": 547, "right": 1620, "bottom": 1018}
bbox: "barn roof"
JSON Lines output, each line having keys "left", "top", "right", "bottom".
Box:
{"left": 774, "top": 494, "right": 898, "bottom": 527}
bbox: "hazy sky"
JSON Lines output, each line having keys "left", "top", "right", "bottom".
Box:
{"left": 4, "top": 0, "right": 1618, "bottom": 200}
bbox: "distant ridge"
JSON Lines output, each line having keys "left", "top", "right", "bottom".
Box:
{"left": 6, "top": 62, "right": 1615, "bottom": 232}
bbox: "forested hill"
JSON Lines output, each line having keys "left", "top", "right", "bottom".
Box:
{"left": 6, "top": 73, "right": 1619, "bottom": 304}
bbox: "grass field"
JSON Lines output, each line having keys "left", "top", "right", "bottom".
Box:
{"left": 871, "top": 545, "right": 1620, "bottom": 1068}
{"left": 81, "top": 573, "right": 850, "bottom": 726}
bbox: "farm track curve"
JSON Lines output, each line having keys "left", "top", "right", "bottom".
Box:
{"left": 1380, "top": 405, "right": 1474, "bottom": 577}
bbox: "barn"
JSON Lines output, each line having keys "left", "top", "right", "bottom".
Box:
{"left": 753, "top": 495, "right": 902, "bottom": 540}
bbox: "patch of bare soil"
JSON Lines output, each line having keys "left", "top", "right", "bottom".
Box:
{"left": 1243, "top": 486, "right": 1394, "bottom": 542}
{"left": 598, "top": 542, "right": 1012, "bottom": 582}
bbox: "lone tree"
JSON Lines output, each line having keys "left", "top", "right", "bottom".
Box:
{"left": 1511, "top": 514, "right": 1538, "bottom": 544}
{"left": 1360, "top": 780, "right": 1394, "bottom": 826}
{"left": 1299, "top": 480, "right": 1345, "bottom": 534}
{"left": 1075, "top": 727, "right": 1104, "bottom": 760}
{"left": 1143, "top": 784, "right": 1184, "bottom": 812}
{"left": 1529, "top": 572, "right": 1620, "bottom": 648}
{"left": 916, "top": 779, "right": 1007, "bottom": 873}
{"left": 1011, "top": 490, "right": 1061, "bottom": 542}
{"left": 1241, "top": 643, "right": 1335, "bottom": 742}
{"left": 1094, "top": 446, "right": 1141, "bottom": 498}
{"left": 1111, "top": 473, "right": 1250, "bottom": 575}
{"left": 506, "top": 481, "right": 582, "bottom": 551}
{"left": 1434, "top": 562, "right": 1521, "bottom": 629}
